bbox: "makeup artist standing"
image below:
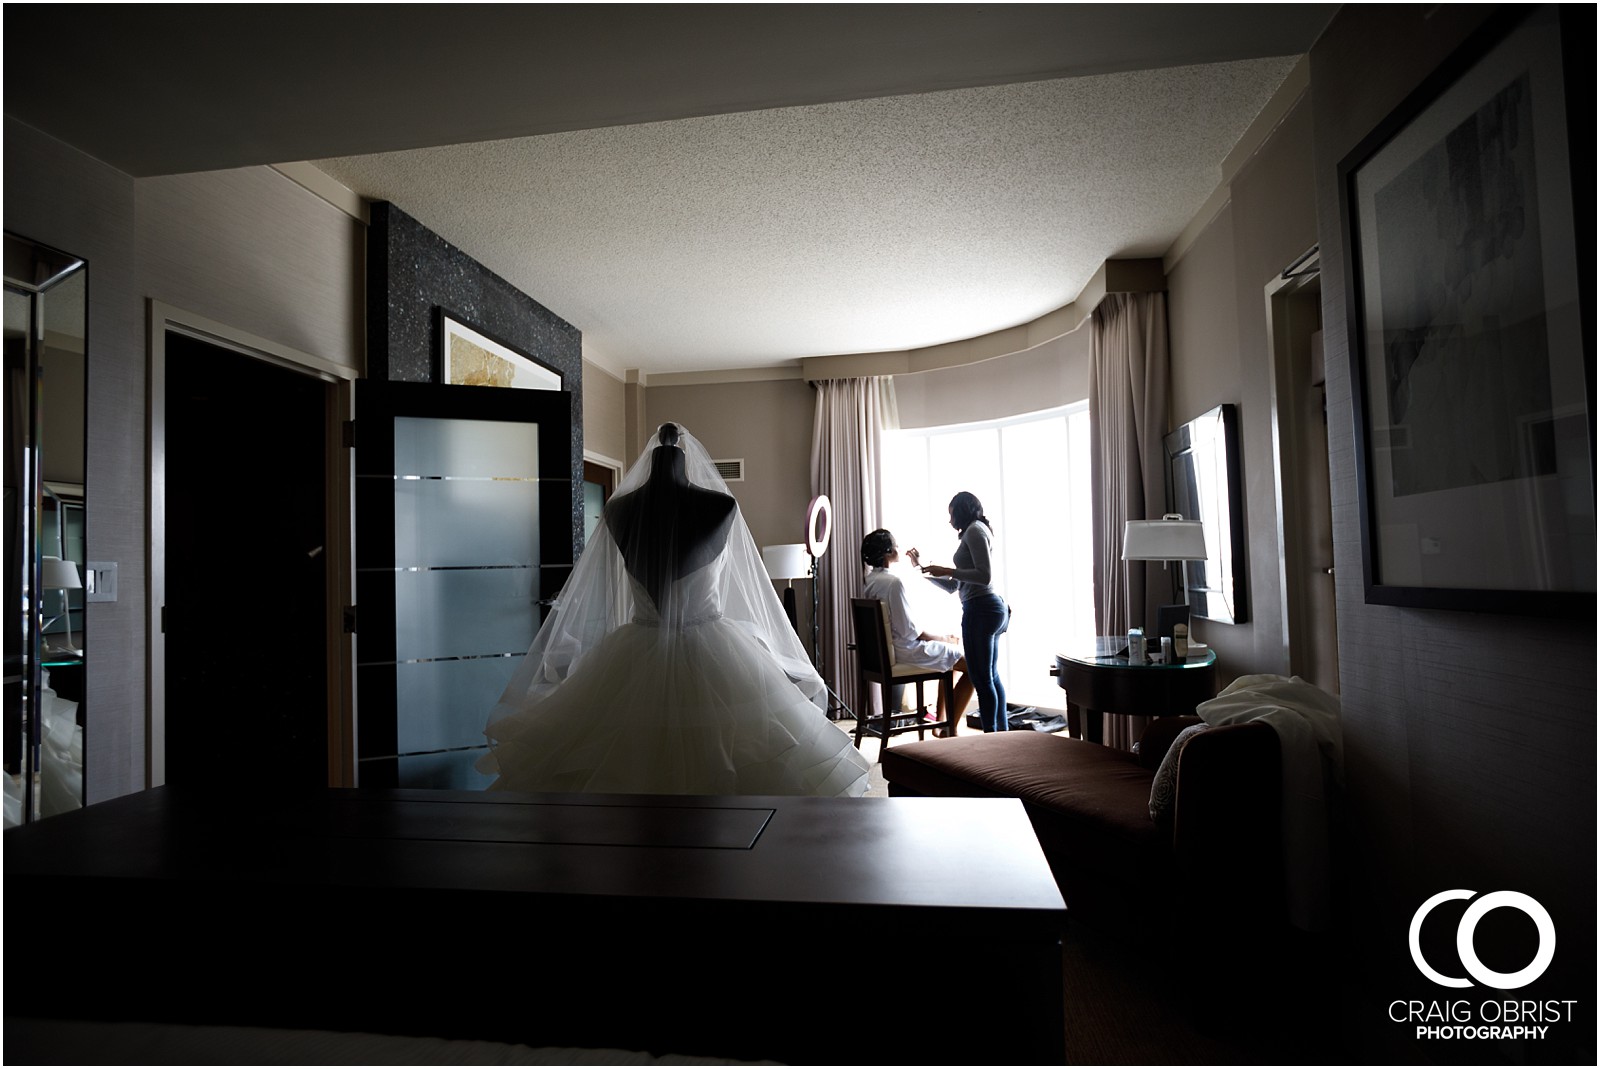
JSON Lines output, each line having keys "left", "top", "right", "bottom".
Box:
{"left": 910, "top": 491, "right": 1011, "bottom": 732}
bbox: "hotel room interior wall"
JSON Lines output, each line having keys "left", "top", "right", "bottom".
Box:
{"left": 137, "top": 166, "right": 365, "bottom": 793}
{"left": 5, "top": 117, "right": 142, "bottom": 803}
{"left": 624, "top": 379, "right": 650, "bottom": 460}
{"left": 1226, "top": 96, "right": 1317, "bottom": 684}
{"left": 892, "top": 328, "right": 1090, "bottom": 430}
{"left": 644, "top": 378, "right": 817, "bottom": 649}
{"left": 1311, "top": 1, "right": 1595, "bottom": 1022}
{"left": 135, "top": 168, "right": 364, "bottom": 374}
{"left": 581, "top": 359, "right": 627, "bottom": 465}
{"left": 1166, "top": 95, "right": 1318, "bottom": 684}
{"left": 645, "top": 379, "right": 813, "bottom": 551}
{"left": 1171, "top": 96, "right": 1318, "bottom": 681}
{"left": 1166, "top": 203, "right": 1247, "bottom": 676}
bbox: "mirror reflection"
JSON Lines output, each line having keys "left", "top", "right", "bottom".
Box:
{"left": 4, "top": 232, "right": 87, "bottom": 825}
{"left": 1166, "top": 403, "right": 1249, "bottom": 625}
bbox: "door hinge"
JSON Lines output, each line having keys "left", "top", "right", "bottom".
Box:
{"left": 342, "top": 420, "right": 356, "bottom": 448}
{"left": 343, "top": 605, "right": 357, "bottom": 634}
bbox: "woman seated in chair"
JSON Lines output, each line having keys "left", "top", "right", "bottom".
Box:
{"left": 861, "top": 528, "right": 975, "bottom": 723}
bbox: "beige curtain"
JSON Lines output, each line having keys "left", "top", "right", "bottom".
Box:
{"left": 810, "top": 376, "right": 898, "bottom": 720}
{"left": 1088, "top": 292, "right": 1170, "bottom": 749}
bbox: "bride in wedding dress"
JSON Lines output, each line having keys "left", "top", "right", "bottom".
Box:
{"left": 479, "top": 423, "right": 870, "bottom": 797}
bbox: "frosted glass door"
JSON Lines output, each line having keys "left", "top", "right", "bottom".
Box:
{"left": 356, "top": 381, "right": 572, "bottom": 788}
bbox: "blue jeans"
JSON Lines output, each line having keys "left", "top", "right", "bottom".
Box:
{"left": 961, "top": 593, "right": 1009, "bottom": 732}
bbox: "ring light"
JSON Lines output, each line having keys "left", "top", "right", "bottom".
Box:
{"left": 805, "top": 495, "right": 832, "bottom": 559}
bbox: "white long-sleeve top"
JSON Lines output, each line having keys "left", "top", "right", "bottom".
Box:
{"left": 863, "top": 567, "right": 962, "bottom": 672}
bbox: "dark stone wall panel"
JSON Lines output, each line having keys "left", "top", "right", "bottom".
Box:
{"left": 367, "top": 201, "right": 584, "bottom": 556}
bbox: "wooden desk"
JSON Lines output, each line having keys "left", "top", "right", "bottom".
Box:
{"left": 1054, "top": 639, "right": 1218, "bottom": 744}
{"left": 6, "top": 787, "right": 1066, "bottom": 1065}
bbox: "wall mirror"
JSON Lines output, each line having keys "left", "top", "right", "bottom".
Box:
{"left": 1165, "top": 404, "right": 1248, "bottom": 624}
{"left": 4, "top": 231, "right": 88, "bottom": 825}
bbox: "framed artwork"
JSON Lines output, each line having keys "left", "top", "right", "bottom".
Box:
{"left": 1338, "top": 4, "right": 1593, "bottom": 615}
{"left": 437, "top": 310, "right": 562, "bottom": 391}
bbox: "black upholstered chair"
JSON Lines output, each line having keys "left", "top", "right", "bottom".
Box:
{"left": 849, "top": 597, "right": 955, "bottom": 757}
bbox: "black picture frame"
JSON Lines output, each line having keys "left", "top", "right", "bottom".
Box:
{"left": 1337, "top": 4, "right": 1594, "bottom": 616}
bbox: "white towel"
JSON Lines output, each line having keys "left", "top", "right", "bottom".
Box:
{"left": 1198, "top": 674, "right": 1342, "bottom": 932}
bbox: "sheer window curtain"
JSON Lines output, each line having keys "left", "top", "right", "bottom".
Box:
{"left": 1088, "top": 292, "right": 1170, "bottom": 749}
{"left": 810, "top": 377, "right": 898, "bottom": 720}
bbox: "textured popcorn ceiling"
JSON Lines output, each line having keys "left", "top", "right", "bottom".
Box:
{"left": 5, "top": 6, "right": 1329, "bottom": 378}
{"left": 317, "top": 58, "right": 1296, "bottom": 376}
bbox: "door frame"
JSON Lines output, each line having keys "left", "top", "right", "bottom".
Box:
{"left": 582, "top": 450, "right": 624, "bottom": 487}
{"left": 147, "top": 301, "right": 357, "bottom": 787}
{"left": 583, "top": 450, "right": 624, "bottom": 505}
{"left": 1262, "top": 254, "right": 1337, "bottom": 689}
{"left": 582, "top": 450, "right": 624, "bottom": 546}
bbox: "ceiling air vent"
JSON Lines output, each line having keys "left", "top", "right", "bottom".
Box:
{"left": 713, "top": 458, "right": 745, "bottom": 482}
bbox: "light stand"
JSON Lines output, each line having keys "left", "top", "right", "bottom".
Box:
{"left": 803, "top": 495, "right": 854, "bottom": 722}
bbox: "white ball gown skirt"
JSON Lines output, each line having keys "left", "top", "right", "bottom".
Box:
{"left": 480, "top": 616, "right": 871, "bottom": 798}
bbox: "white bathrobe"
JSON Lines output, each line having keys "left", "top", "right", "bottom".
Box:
{"left": 1198, "top": 673, "right": 1342, "bottom": 932}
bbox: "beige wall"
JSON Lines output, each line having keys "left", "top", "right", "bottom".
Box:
{"left": 136, "top": 169, "right": 364, "bottom": 372}
{"left": 1168, "top": 204, "right": 1240, "bottom": 426}
{"left": 40, "top": 338, "right": 87, "bottom": 485}
{"left": 643, "top": 377, "right": 818, "bottom": 653}
{"left": 1167, "top": 208, "right": 1255, "bottom": 675}
{"left": 894, "top": 327, "right": 1090, "bottom": 429}
{"left": 581, "top": 358, "right": 627, "bottom": 464}
{"left": 644, "top": 378, "right": 815, "bottom": 553}
{"left": 1166, "top": 94, "right": 1318, "bottom": 682}
{"left": 1225, "top": 92, "right": 1319, "bottom": 678}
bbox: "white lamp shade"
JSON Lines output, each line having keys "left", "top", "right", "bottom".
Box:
{"left": 41, "top": 556, "right": 82, "bottom": 590}
{"left": 762, "top": 543, "right": 812, "bottom": 580}
{"left": 1122, "top": 518, "right": 1207, "bottom": 562}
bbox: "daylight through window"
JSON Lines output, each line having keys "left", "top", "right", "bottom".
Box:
{"left": 881, "top": 403, "right": 1094, "bottom": 709}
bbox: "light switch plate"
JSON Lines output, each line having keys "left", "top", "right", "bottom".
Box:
{"left": 85, "top": 561, "right": 118, "bottom": 602}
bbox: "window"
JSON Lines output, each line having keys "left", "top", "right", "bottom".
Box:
{"left": 881, "top": 403, "right": 1094, "bottom": 708}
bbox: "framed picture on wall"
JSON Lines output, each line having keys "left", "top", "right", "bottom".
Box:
{"left": 1338, "top": 4, "right": 1593, "bottom": 615}
{"left": 437, "top": 310, "right": 563, "bottom": 391}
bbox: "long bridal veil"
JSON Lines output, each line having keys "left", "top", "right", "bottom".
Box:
{"left": 479, "top": 425, "right": 857, "bottom": 795}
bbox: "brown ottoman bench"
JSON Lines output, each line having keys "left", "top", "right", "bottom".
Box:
{"left": 882, "top": 717, "right": 1281, "bottom": 925}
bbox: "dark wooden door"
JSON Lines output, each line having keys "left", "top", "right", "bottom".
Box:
{"left": 164, "top": 331, "right": 330, "bottom": 787}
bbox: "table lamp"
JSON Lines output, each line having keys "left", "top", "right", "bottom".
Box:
{"left": 1123, "top": 513, "right": 1207, "bottom": 605}
{"left": 41, "top": 555, "right": 83, "bottom": 655}
{"left": 761, "top": 542, "right": 811, "bottom": 631}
